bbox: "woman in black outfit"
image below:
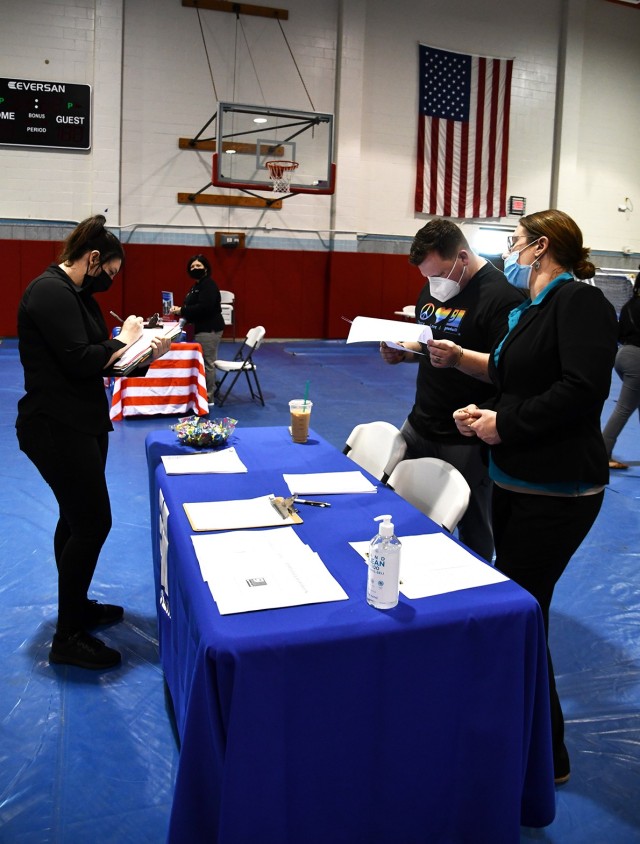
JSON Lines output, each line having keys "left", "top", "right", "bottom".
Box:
{"left": 170, "top": 254, "right": 225, "bottom": 403}
{"left": 602, "top": 270, "right": 640, "bottom": 469}
{"left": 435, "top": 210, "right": 618, "bottom": 785}
{"left": 16, "top": 215, "right": 171, "bottom": 670}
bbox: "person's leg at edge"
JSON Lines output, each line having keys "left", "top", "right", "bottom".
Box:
{"left": 602, "top": 345, "right": 640, "bottom": 466}
{"left": 17, "top": 417, "right": 121, "bottom": 668}
{"left": 196, "top": 330, "right": 223, "bottom": 403}
{"left": 400, "top": 419, "right": 494, "bottom": 562}
{"left": 492, "top": 485, "right": 604, "bottom": 783}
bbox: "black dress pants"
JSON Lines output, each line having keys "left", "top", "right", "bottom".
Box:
{"left": 492, "top": 484, "right": 604, "bottom": 774}
{"left": 17, "top": 415, "right": 112, "bottom": 634}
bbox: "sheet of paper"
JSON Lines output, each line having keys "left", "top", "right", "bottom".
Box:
{"left": 161, "top": 447, "right": 248, "bottom": 475}
{"left": 346, "top": 316, "right": 433, "bottom": 346}
{"left": 349, "top": 532, "right": 508, "bottom": 599}
{"left": 191, "top": 528, "right": 349, "bottom": 614}
{"left": 283, "top": 470, "right": 377, "bottom": 495}
{"left": 183, "top": 494, "right": 298, "bottom": 532}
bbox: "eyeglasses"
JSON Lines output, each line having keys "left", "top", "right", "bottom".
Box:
{"left": 506, "top": 235, "right": 537, "bottom": 252}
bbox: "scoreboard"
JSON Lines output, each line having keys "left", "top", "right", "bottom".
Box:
{"left": 0, "top": 77, "right": 91, "bottom": 150}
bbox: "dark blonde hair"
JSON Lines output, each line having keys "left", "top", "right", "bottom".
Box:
{"left": 59, "top": 215, "right": 124, "bottom": 266}
{"left": 520, "top": 209, "right": 595, "bottom": 280}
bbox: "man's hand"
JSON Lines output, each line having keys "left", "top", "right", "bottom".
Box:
{"left": 379, "top": 341, "right": 406, "bottom": 365}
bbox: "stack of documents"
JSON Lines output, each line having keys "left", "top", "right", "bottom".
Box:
{"left": 191, "top": 527, "right": 349, "bottom": 614}
{"left": 283, "top": 471, "right": 377, "bottom": 495}
{"left": 349, "top": 532, "right": 508, "bottom": 599}
{"left": 112, "top": 323, "right": 183, "bottom": 375}
{"left": 161, "top": 447, "right": 248, "bottom": 475}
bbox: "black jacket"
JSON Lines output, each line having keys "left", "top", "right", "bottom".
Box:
{"left": 487, "top": 279, "right": 618, "bottom": 486}
{"left": 17, "top": 264, "right": 126, "bottom": 435}
{"left": 180, "top": 274, "right": 225, "bottom": 334}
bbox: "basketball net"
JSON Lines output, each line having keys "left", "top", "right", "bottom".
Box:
{"left": 266, "top": 160, "right": 299, "bottom": 193}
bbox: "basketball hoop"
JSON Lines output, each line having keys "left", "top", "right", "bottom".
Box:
{"left": 266, "top": 160, "right": 299, "bottom": 193}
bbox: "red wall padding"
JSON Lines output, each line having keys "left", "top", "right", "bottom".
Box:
{"left": 2, "top": 239, "right": 424, "bottom": 340}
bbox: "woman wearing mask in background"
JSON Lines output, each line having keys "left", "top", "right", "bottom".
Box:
{"left": 601, "top": 269, "right": 640, "bottom": 470}
{"left": 170, "top": 254, "right": 224, "bottom": 404}
{"left": 432, "top": 210, "right": 618, "bottom": 785}
{"left": 17, "top": 215, "right": 172, "bottom": 670}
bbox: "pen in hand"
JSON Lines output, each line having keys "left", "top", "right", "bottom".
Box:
{"left": 110, "top": 311, "right": 124, "bottom": 323}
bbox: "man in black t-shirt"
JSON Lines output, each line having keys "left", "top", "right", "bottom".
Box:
{"left": 381, "top": 219, "right": 524, "bottom": 561}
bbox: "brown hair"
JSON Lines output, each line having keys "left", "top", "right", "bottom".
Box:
{"left": 520, "top": 209, "right": 595, "bottom": 280}
{"left": 408, "top": 218, "right": 470, "bottom": 266}
{"left": 59, "top": 215, "right": 124, "bottom": 266}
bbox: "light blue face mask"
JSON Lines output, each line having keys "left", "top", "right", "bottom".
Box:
{"left": 503, "top": 240, "right": 539, "bottom": 290}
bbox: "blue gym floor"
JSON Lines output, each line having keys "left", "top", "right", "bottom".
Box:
{"left": 1, "top": 336, "right": 638, "bottom": 843}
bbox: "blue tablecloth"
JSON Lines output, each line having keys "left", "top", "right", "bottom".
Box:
{"left": 146, "top": 427, "right": 555, "bottom": 844}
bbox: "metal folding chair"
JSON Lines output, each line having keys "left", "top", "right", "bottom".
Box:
{"left": 214, "top": 325, "right": 265, "bottom": 407}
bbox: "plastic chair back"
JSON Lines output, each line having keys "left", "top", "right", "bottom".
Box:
{"left": 387, "top": 457, "right": 470, "bottom": 532}
{"left": 343, "top": 421, "right": 407, "bottom": 484}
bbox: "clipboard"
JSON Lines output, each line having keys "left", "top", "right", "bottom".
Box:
{"left": 111, "top": 323, "right": 183, "bottom": 376}
{"left": 183, "top": 494, "right": 303, "bottom": 532}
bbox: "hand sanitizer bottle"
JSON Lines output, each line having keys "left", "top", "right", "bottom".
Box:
{"left": 367, "top": 514, "right": 401, "bottom": 609}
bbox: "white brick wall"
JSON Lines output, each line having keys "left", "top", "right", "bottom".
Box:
{"left": 0, "top": 0, "right": 639, "bottom": 252}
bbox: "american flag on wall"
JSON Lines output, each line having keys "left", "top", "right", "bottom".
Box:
{"left": 415, "top": 44, "right": 514, "bottom": 219}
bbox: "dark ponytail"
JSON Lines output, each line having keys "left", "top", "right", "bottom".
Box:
{"left": 59, "top": 215, "right": 124, "bottom": 265}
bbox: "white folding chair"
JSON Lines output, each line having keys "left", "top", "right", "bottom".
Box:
{"left": 214, "top": 325, "right": 265, "bottom": 407}
{"left": 342, "top": 421, "right": 407, "bottom": 484}
{"left": 220, "top": 290, "right": 236, "bottom": 341}
{"left": 387, "top": 457, "right": 471, "bottom": 532}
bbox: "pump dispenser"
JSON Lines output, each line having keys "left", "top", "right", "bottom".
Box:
{"left": 367, "top": 514, "right": 401, "bottom": 609}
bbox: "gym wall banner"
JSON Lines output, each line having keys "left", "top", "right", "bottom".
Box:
{"left": 0, "top": 78, "right": 91, "bottom": 150}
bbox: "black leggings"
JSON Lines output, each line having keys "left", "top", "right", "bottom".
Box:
{"left": 17, "top": 416, "right": 112, "bottom": 634}
{"left": 492, "top": 485, "right": 604, "bottom": 769}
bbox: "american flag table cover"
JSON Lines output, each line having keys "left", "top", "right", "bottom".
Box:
{"left": 110, "top": 342, "right": 209, "bottom": 421}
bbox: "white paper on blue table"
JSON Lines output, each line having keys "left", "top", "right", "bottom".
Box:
{"left": 350, "top": 532, "right": 508, "bottom": 599}
{"left": 161, "top": 447, "right": 248, "bottom": 475}
{"left": 191, "top": 527, "right": 348, "bottom": 614}
{"left": 283, "top": 471, "right": 377, "bottom": 495}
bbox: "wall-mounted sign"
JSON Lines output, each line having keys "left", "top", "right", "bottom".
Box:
{"left": 508, "top": 196, "right": 526, "bottom": 216}
{"left": 0, "top": 77, "right": 91, "bottom": 150}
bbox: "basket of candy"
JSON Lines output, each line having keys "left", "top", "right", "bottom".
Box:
{"left": 172, "top": 416, "right": 237, "bottom": 449}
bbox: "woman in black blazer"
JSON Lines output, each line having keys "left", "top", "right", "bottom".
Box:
{"left": 431, "top": 210, "right": 618, "bottom": 785}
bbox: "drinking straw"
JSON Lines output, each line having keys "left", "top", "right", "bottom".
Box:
{"left": 303, "top": 380, "right": 310, "bottom": 408}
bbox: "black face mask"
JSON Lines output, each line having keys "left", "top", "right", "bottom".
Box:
{"left": 83, "top": 269, "right": 113, "bottom": 294}
{"left": 188, "top": 267, "right": 207, "bottom": 280}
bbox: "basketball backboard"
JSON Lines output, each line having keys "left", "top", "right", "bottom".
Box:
{"left": 212, "top": 102, "right": 335, "bottom": 195}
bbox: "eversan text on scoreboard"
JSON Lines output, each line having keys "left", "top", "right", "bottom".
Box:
{"left": 7, "top": 81, "right": 67, "bottom": 92}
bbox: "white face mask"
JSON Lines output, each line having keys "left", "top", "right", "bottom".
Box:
{"left": 429, "top": 257, "right": 465, "bottom": 302}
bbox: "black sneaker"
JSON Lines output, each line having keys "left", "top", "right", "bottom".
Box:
{"left": 84, "top": 599, "right": 124, "bottom": 628}
{"left": 49, "top": 630, "right": 121, "bottom": 670}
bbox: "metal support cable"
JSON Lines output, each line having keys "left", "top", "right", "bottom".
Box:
{"left": 197, "top": 7, "right": 218, "bottom": 104}
{"left": 276, "top": 18, "right": 315, "bottom": 111}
